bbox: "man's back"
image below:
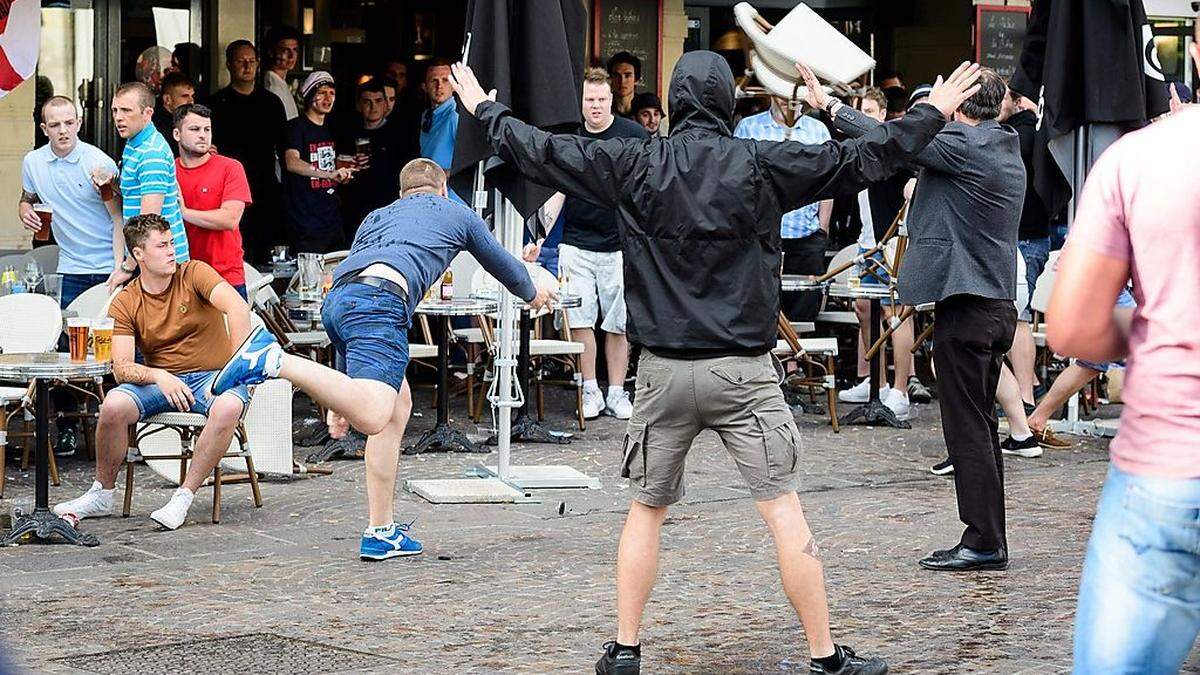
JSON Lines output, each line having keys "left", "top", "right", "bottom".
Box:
{"left": 1070, "top": 107, "right": 1200, "bottom": 477}
{"left": 899, "top": 119, "right": 1024, "bottom": 305}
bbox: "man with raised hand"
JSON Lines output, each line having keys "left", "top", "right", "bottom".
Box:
{"left": 451, "top": 52, "right": 981, "bottom": 675}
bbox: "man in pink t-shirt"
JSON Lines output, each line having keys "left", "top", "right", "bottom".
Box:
{"left": 1047, "top": 70, "right": 1200, "bottom": 670}
{"left": 173, "top": 104, "right": 253, "bottom": 298}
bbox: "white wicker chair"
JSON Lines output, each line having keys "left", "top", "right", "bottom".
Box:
{"left": 815, "top": 245, "right": 860, "bottom": 326}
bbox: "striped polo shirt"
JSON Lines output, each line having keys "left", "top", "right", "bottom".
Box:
{"left": 120, "top": 124, "right": 190, "bottom": 263}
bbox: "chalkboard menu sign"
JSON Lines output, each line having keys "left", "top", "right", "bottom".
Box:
{"left": 975, "top": 6, "right": 1030, "bottom": 81}
{"left": 595, "top": 0, "right": 662, "bottom": 96}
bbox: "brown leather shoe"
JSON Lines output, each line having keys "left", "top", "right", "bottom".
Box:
{"left": 1031, "top": 426, "right": 1073, "bottom": 449}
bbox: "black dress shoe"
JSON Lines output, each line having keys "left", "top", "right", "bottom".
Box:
{"left": 919, "top": 545, "right": 1008, "bottom": 571}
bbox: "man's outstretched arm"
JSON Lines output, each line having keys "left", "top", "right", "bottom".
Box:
{"left": 449, "top": 63, "right": 629, "bottom": 210}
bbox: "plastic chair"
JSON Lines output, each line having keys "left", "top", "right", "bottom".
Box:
{"left": 65, "top": 283, "right": 121, "bottom": 320}
{"left": 27, "top": 245, "right": 59, "bottom": 276}
{"left": 0, "top": 293, "right": 63, "bottom": 353}
{"left": 815, "top": 245, "right": 860, "bottom": 326}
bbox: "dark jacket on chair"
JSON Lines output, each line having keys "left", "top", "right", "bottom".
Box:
{"left": 830, "top": 106, "right": 1025, "bottom": 306}
{"left": 472, "top": 51, "right": 948, "bottom": 358}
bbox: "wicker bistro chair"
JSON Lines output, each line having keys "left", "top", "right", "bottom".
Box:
{"left": 124, "top": 407, "right": 263, "bottom": 524}
{"left": 0, "top": 293, "right": 65, "bottom": 492}
{"left": 773, "top": 312, "right": 841, "bottom": 432}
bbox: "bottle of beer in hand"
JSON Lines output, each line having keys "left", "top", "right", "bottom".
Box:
{"left": 440, "top": 269, "right": 454, "bottom": 301}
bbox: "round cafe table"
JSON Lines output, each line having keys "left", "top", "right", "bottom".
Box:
{"left": 0, "top": 353, "right": 110, "bottom": 547}
{"left": 827, "top": 283, "right": 911, "bottom": 430}
{"left": 406, "top": 297, "right": 499, "bottom": 455}
{"left": 780, "top": 274, "right": 829, "bottom": 293}
{"left": 473, "top": 292, "right": 583, "bottom": 446}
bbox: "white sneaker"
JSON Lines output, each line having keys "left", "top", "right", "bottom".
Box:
{"left": 150, "top": 488, "right": 195, "bottom": 530}
{"left": 582, "top": 388, "right": 605, "bottom": 419}
{"left": 605, "top": 389, "right": 633, "bottom": 419}
{"left": 838, "top": 378, "right": 890, "bottom": 404}
{"left": 52, "top": 481, "right": 114, "bottom": 519}
{"left": 883, "top": 388, "right": 911, "bottom": 421}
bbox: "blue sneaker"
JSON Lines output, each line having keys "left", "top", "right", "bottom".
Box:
{"left": 211, "top": 326, "right": 282, "bottom": 396}
{"left": 359, "top": 521, "right": 423, "bottom": 560}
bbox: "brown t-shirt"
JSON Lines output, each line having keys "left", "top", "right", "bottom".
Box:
{"left": 108, "top": 261, "right": 232, "bottom": 373}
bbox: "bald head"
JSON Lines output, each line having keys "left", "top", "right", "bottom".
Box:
{"left": 400, "top": 158, "right": 448, "bottom": 197}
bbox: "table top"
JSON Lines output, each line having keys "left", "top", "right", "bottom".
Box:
{"left": 417, "top": 298, "right": 499, "bottom": 316}
{"left": 827, "top": 283, "right": 895, "bottom": 300}
{"left": 780, "top": 275, "right": 828, "bottom": 292}
{"left": 470, "top": 291, "right": 583, "bottom": 310}
{"left": 0, "top": 353, "right": 112, "bottom": 380}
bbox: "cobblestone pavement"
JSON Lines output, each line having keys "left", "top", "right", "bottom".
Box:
{"left": 1, "top": 394, "right": 1197, "bottom": 674}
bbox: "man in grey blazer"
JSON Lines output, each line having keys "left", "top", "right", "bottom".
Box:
{"left": 799, "top": 66, "right": 1024, "bottom": 571}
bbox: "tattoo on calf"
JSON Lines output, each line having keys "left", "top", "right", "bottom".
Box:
{"left": 802, "top": 537, "right": 820, "bottom": 559}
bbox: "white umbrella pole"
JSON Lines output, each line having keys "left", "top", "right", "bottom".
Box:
{"left": 493, "top": 194, "right": 522, "bottom": 483}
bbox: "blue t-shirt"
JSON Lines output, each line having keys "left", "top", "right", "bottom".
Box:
{"left": 419, "top": 98, "right": 465, "bottom": 205}
{"left": 334, "top": 193, "right": 535, "bottom": 308}
{"left": 120, "top": 124, "right": 189, "bottom": 263}
{"left": 21, "top": 141, "right": 118, "bottom": 274}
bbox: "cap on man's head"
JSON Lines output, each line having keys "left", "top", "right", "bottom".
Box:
{"left": 301, "top": 71, "right": 335, "bottom": 101}
{"left": 631, "top": 92, "right": 663, "bottom": 114}
{"left": 907, "top": 83, "right": 933, "bottom": 110}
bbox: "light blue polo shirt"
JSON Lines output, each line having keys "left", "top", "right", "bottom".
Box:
{"left": 21, "top": 141, "right": 118, "bottom": 275}
{"left": 120, "top": 124, "right": 189, "bottom": 263}
{"left": 419, "top": 98, "right": 465, "bottom": 205}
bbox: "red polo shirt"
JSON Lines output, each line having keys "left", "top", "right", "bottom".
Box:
{"left": 176, "top": 154, "right": 252, "bottom": 287}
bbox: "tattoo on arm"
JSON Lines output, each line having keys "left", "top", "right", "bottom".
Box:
{"left": 20, "top": 189, "right": 38, "bottom": 204}
{"left": 112, "top": 361, "right": 158, "bottom": 385}
{"left": 801, "top": 537, "right": 821, "bottom": 559}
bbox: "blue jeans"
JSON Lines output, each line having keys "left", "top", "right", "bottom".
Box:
{"left": 1074, "top": 465, "right": 1200, "bottom": 673}
{"left": 111, "top": 370, "right": 249, "bottom": 419}
{"left": 1077, "top": 288, "right": 1137, "bottom": 373}
{"left": 61, "top": 273, "right": 110, "bottom": 308}
{"left": 233, "top": 283, "right": 247, "bottom": 301}
{"left": 1016, "top": 237, "right": 1050, "bottom": 321}
{"left": 321, "top": 280, "right": 410, "bottom": 391}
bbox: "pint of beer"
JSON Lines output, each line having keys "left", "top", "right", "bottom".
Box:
{"left": 32, "top": 204, "right": 52, "bottom": 242}
{"left": 92, "top": 318, "right": 114, "bottom": 363}
{"left": 67, "top": 318, "right": 90, "bottom": 362}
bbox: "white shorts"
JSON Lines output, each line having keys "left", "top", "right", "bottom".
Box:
{"left": 559, "top": 244, "right": 626, "bottom": 334}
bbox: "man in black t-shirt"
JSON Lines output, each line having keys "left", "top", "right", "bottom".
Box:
{"left": 281, "top": 71, "right": 354, "bottom": 253}
{"left": 209, "top": 40, "right": 288, "bottom": 264}
{"left": 337, "top": 78, "right": 417, "bottom": 239}
{"left": 537, "top": 68, "right": 648, "bottom": 420}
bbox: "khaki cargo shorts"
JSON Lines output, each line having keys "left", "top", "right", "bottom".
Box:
{"left": 621, "top": 350, "right": 801, "bottom": 506}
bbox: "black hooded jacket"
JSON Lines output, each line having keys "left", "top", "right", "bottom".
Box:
{"left": 474, "top": 52, "right": 946, "bottom": 357}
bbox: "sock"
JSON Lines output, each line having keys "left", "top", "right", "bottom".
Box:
{"left": 173, "top": 487, "right": 195, "bottom": 505}
{"left": 615, "top": 642, "right": 641, "bottom": 656}
{"left": 366, "top": 523, "right": 395, "bottom": 535}
{"left": 265, "top": 345, "right": 283, "bottom": 377}
{"left": 812, "top": 645, "right": 844, "bottom": 670}
{"left": 92, "top": 480, "right": 113, "bottom": 494}
{"left": 1011, "top": 431, "right": 1032, "bottom": 441}
{"left": 607, "top": 385, "right": 625, "bottom": 399}
{"left": 584, "top": 379, "right": 600, "bottom": 394}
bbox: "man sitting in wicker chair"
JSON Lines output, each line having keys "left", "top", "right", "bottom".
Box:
{"left": 54, "top": 213, "right": 253, "bottom": 530}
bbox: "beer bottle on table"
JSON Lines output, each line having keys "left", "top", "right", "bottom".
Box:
{"left": 440, "top": 269, "right": 454, "bottom": 301}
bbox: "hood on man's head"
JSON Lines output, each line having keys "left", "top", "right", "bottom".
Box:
{"left": 667, "top": 51, "right": 735, "bottom": 137}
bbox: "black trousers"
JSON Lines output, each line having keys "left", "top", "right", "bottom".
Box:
{"left": 933, "top": 294, "right": 1017, "bottom": 552}
{"left": 781, "top": 230, "right": 828, "bottom": 321}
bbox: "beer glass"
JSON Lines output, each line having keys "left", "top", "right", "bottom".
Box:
{"left": 67, "top": 318, "right": 90, "bottom": 362}
{"left": 297, "top": 253, "right": 323, "bottom": 303}
{"left": 92, "top": 318, "right": 114, "bottom": 363}
{"left": 32, "top": 204, "right": 52, "bottom": 242}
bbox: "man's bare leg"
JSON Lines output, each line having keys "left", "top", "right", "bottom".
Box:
{"left": 365, "top": 380, "right": 413, "bottom": 527}
{"left": 277, "top": 354, "right": 397, "bottom": 435}
{"left": 605, "top": 332, "right": 630, "bottom": 387}
{"left": 756, "top": 492, "right": 836, "bottom": 658}
{"left": 887, "top": 306, "right": 915, "bottom": 387}
{"left": 853, "top": 299, "right": 870, "bottom": 378}
{"left": 996, "top": 365, "right": 1032, "bottom": 439}
{"left": 181, "top": 394, "right": 244, "bottom": 492}
{"left": 1008, "top": 321, "right": 1038, "bottom": 403}
{"left": 93, "top": 391, "right": 140, "bottom": 488}
{"left": 573, "top": 327, "right": 599, "bottom": 381}
{"left": 1028, "top": 362, "right": 1101, "bottom": 431}
{"left": 615, "top": 500, "right": 668, "bottom": 646}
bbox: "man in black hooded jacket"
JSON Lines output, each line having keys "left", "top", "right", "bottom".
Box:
{"left": 451, "top": 53, "right": 981, "bottom": 675}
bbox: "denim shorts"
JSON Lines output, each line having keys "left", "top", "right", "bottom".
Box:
{"left": 856, "top": 247, "right": 893, "bottom": 306}
{"left": 321, "top": 280, "right": 411, "bottom": 392}
{"left": 1077, "top": 287, "right": 1137, "bottom": 373}
{"left": 112, "top": 370, "right": 249, "bottom": 419}
{"left": 1017, "top": 237, "right": 1051, "bottom": 322}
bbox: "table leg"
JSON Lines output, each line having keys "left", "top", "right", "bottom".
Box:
{"left": 487, "top": 309, "right": 571, "bottom": 445}
{"left": 839, "top": 299, "right": 911, "bottom": 429}
{"left": 405, "top": 315, "right": 488, "bottom": 455}
{"left": 2, "top": 379, "right": 99, "bottom": 547}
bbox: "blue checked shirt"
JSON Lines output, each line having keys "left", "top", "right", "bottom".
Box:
{"left": 734, "top": 110, "right": 831, "bottom": 239}
{"left": 120, "top": 124, "right": 189, "bottom": 263}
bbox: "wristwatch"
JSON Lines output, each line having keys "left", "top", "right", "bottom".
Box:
{"left": 120, "top": 259, "right": 137, "bottom": 273}
{"left": 824, "top": 98, "right": 844, "bottom": 118}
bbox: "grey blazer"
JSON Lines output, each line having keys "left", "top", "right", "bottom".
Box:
{"left": 831, "top": 105, "right": 1025, "bottom": 306}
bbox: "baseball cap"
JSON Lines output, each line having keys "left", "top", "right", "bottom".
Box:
{"left": 631, "top": 92, "right": 663, "bottom": 115}
{"left": 301, "top": 70, "right": 335, "bottom": 101}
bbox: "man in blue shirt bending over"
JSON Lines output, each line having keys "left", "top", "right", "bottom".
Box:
{"left": 210, "top": 157, "right": 556, "bottom": 560}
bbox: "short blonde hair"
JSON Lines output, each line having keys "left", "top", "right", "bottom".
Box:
{"left": 400, "top": 158, "right": 447, "bottom": 196}
{"left": 584, "top": 67, "right": 611, "bottom": 88}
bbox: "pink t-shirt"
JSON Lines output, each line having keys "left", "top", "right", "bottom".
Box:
{"left": 1069, "top": 107, "right": 1200, "bottom": 477}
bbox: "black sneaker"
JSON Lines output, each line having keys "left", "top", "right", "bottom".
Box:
{"left": 907, "top": 376, "right": 932, "bottom": 404}
{"left": 810, "top": 644, "right": 888, "bottom": 674}
{"left": 930, "top": 458, "right": 954, "bottom": 476}
{"left": 595, "top": 641, "right": 640, "bottom": 674}
{"left": 1000, "top": 435, "right": 1043, "bottom": 458}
